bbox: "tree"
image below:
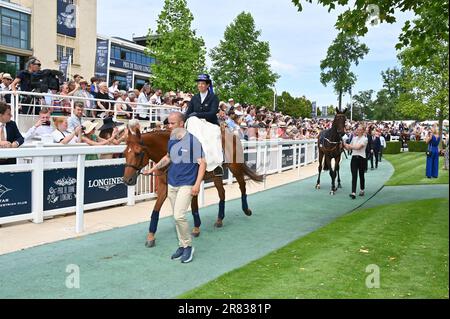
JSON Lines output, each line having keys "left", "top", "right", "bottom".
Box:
{"left": 146, "top": 0, "right": 206, "bottom": 92}
{"left": 398, "top": 40, "right": 449, "bottom": 138}
{"left": 209, "top": 12, "right": 279, "bottom": 105}
{"left": 292, "top": 0, "right": 449, "bottom": 67}
{"left": 352, "top": 90, "right": 374, "bottom": 121}
{"left": 276, "top": 92, "right": 312, "bottom": 119}
{"left": 320, "top": 32, "right": 369, "bottom": 111}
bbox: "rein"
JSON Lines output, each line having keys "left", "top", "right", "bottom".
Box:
{"left": 125, "top": 140, "right": 166, "bottom": 177}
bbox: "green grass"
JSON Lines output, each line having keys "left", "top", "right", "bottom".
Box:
{"left": 384, "top": 153, "right": 449, "bottom": 186}
{"left": 180, "top": 198, "right": 449, "bottom": 299}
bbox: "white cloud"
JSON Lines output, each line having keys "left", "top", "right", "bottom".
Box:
{"left": 269, "top": 59, "right": 296, "bottom": 73}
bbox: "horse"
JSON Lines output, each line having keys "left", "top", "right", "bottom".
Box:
{"left": 122, "top": 127, "right": 264, "bottom": 248}
{"left": 315, "top": 108, "right": 347, "bottom": 195}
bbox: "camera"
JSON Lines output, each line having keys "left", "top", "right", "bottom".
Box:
{"left": 42, "top": 121, "right": 51, "bottom": 126}
{"left": 31, "top": 69, "right": 63, "bottom": 93}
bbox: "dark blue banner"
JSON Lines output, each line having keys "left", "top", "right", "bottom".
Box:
{"left": 44, "top": 168, "right": 77, "bottom": 211}
{"left": 44, "top": 165, "right": 127, "bottom": 211}
{"left": 0, "top": 172, "right": 32, "bottom": 218}
{"left": 57, "top": 0, "right": 77, "bottom": 37}
{"left": 84, "top": 165, "right": 127, "bottom": 204}
{"left": 110, "top": 58, "right": 151, "bottom": 74}
{"left": 282, "top": 148, "right": 294, "bottom": 168}
{"left": 95, "top": 39, "right": 110, "bottom": 80}
{"left": 126, "top": 71, "right": 133, "bottom": 90}
{"left": 59, "top": 56, "right": 70, "bottom": 81}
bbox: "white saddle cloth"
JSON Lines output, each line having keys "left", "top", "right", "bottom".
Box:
{"left": 185, "top": 117, "right": 223, "bottom": 172}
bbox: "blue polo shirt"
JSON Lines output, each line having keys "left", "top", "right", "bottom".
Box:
{"left": 168, "top": 132, "right": 204, "bottom": 187}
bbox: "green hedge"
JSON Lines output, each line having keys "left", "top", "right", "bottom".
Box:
{"left": 407, "top": 141, "right": 428, "bottom": 152}
{"left": 384, "top": 141, "right": 401, "bottom": 154}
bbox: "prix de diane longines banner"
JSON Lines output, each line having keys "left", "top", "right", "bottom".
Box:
{"left": 0, "top": 166, "right": 127, "bottom": 217}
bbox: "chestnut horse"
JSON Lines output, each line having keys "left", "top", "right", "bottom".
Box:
{"left": 316, "top": 108, "right": 347, "bottom": 195}
{"left": 122, "top": 128, "right": 264, "bottom": 248}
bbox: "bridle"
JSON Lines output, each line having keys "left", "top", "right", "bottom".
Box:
{"left": 124, "top": 140, "right": 166, "bottom": 177}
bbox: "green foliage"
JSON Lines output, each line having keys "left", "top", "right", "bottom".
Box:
{"left": 407, "top": 141, "right": 428, "bottom": 153}
{"left": 209, "top": 12, "right": 279, "bottom": 105}
{"left": 292, "top": 1, "right": 449, "bottom": 68}
{"left": 277, "top": 91, "right": 312, "bottom": 118}
{"left": 146, "top": 0, "right": 206, "bottom": 92}
{"left": 351, "top": 89, "right": 373, "bottom": 121}
{"left": 320, "top": 32, "right": 369, "bottom": 110}
{"left": 384, "top": 141, "right": 401, "bottom": 154}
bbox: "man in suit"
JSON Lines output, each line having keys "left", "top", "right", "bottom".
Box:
{"left": 185, "top": 74, "right": 223, "bottom": 176}
{"left": 0, "top": 101, "right": 24, "bottom": 165}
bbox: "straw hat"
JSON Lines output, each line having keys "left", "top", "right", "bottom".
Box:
{"left": 2, "top": 73, "right": 13, "bottom": 81}
{"left": 82, "top": 120, "right": 99, "bottom": 134}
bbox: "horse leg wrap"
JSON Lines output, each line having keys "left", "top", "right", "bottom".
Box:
{"left": 149, "top": 210, "right": 160, "bottom": 234}
{"left": 242, "top": 194, "right": 249, "bottom": 212}
{"left": 192, "top": 211, "right": 201, "bottom": 228}
{"left": 218, "top": 200, "right": 225, "bottom": 220}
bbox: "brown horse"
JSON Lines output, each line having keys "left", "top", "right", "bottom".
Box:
{"left": 316, "top": 108, "right": 347, "bottom": 195}
{"left": 122, "top": 127, "right": 264, "bottom": 248}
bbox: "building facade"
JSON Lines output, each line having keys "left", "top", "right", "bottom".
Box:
{"left": 0, "top": 0, "right": 97, "bottom": 79}
{"left": 96, "top": 35, "right": 155, "bottom": 91}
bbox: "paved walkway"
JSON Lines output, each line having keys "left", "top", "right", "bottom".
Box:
{"left": 1, "top": 159, "right": 400, "bottom": 299}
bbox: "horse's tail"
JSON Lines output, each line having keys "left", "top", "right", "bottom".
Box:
{"left": 242, "top": 163, "right": 264, "bottom": 183}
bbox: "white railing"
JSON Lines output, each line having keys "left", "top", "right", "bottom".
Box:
{"left": 0, "top": 139, "right": 318, "bottom": 232}
{"left": 1, "top": 91, "right": 181, "bottom": 133}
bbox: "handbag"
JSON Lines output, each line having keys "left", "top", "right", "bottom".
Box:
{"left": 426, "top": 144, "right": 432, "bottom": 158}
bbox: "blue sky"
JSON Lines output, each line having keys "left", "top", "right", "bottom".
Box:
{"left": 97, "top": 0, "right": 414, "bottom": 107}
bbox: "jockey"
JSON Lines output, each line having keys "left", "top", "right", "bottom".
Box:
{"left": 185, "top": 74, "right": 224, "bottom": 177}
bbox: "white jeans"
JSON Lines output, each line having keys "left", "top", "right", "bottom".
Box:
{"left": 186, "top": 117, "right": 223, "bottom": 172}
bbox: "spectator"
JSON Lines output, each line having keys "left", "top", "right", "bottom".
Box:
{"left": 370, "top": 130, "right": 381, "bottom": 170}
{"left": 79, "top": 120, "right": 118, "bottom": 161}
{"left": 227, "top": 98, "right": 235, "bottom": 113}
{"left": 51, "top": 117, "right": 81, "bottom": 162}
{"left": 108, "top": 80, "right": 120, "bottom": 98}
{"left": 136, "top": 84, "right": 151, "bottom": 120}
{"left": 73, "top": 74, "right": 83, "bottom": 84}
{"left": 0, "top": 73, "right": 13, "bottom": 104}
{"left": 74, "top": 79, "right": 93, "bottom": 116}
{"left": 68, "top": 102, "right": 85, "bottom": 133}
{"left": 379, "top": 130, "right": 386, "bottom": 162}
{"left": 24, "top": 107, "right": 53, "bottom": 141}
{"left": 234, "top": 103, "right": 244, "bottom": 116}
{"left": 11, "top": 57, "right": 42, "bottom": 114}
{"left": 245, "top": 107, "right": 256, "bottom": 126}
{"left": 90, "top": 77, "right": 99, "bottom": 95}
{"left": 128, "top": 119, "right": 141, "bottom": 135}
{"left": 96, "top": 82, "right": 113, "bottom": 118}
{"left": 125, "top": 91, "right": 137, "bottom": 119}
{"left": 150, "top": 89, "right": 163, "bottom": 105}
{"left": 114, "top": 90, "right": 130, "bottom": 119}
{"left": 0, "top": 102, "right": 24, "bottom": 165}
{"left": 425, "top": 126, "right": 441, "bottom": 179}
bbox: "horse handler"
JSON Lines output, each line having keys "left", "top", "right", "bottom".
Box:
{"left": 143, "top": 112, "right": 206, "bottom": 263}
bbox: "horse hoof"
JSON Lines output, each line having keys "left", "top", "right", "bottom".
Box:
{"left": 214, "top": 220, "right": 223, "bottom": 228}
{"left": 244, "top": 209, "right": 252, "bottom": 216}
{"left": 191, "top": 228, "right": 201, "bottom": 238}
{"left": 316, "top": 185, "right": 321, "bottom": 190}
{"left": 145, "top": 240, "right": 156, "bottom": 248}
{"left": 330, "top": 191, "right": 335, "bottom": 195}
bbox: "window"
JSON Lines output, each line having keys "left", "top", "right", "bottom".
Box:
{"left": 56, "top": 45, "right": 75, "bottom": 62}
{"left": 0, "top": 8, "right": 30, "bottom": 50}
{"left": 66, "top": 47, "right": 74, "bottom": 60}
{"left": 57, "top": 45, "right": 65, "bottom": 61}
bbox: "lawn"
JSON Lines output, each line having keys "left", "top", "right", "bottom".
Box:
{"left": 180, "top": 198, "right": 449, "bottom": 299}
{"left": 384, "top": 153, "right": 449, "bottom": 186}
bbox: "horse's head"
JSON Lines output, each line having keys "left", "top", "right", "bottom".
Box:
{"left": 122, "top": 128, "right": 151, "bottom": 186}
{"left": 334, "top": 108, "right": 348, "bottom": 136}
